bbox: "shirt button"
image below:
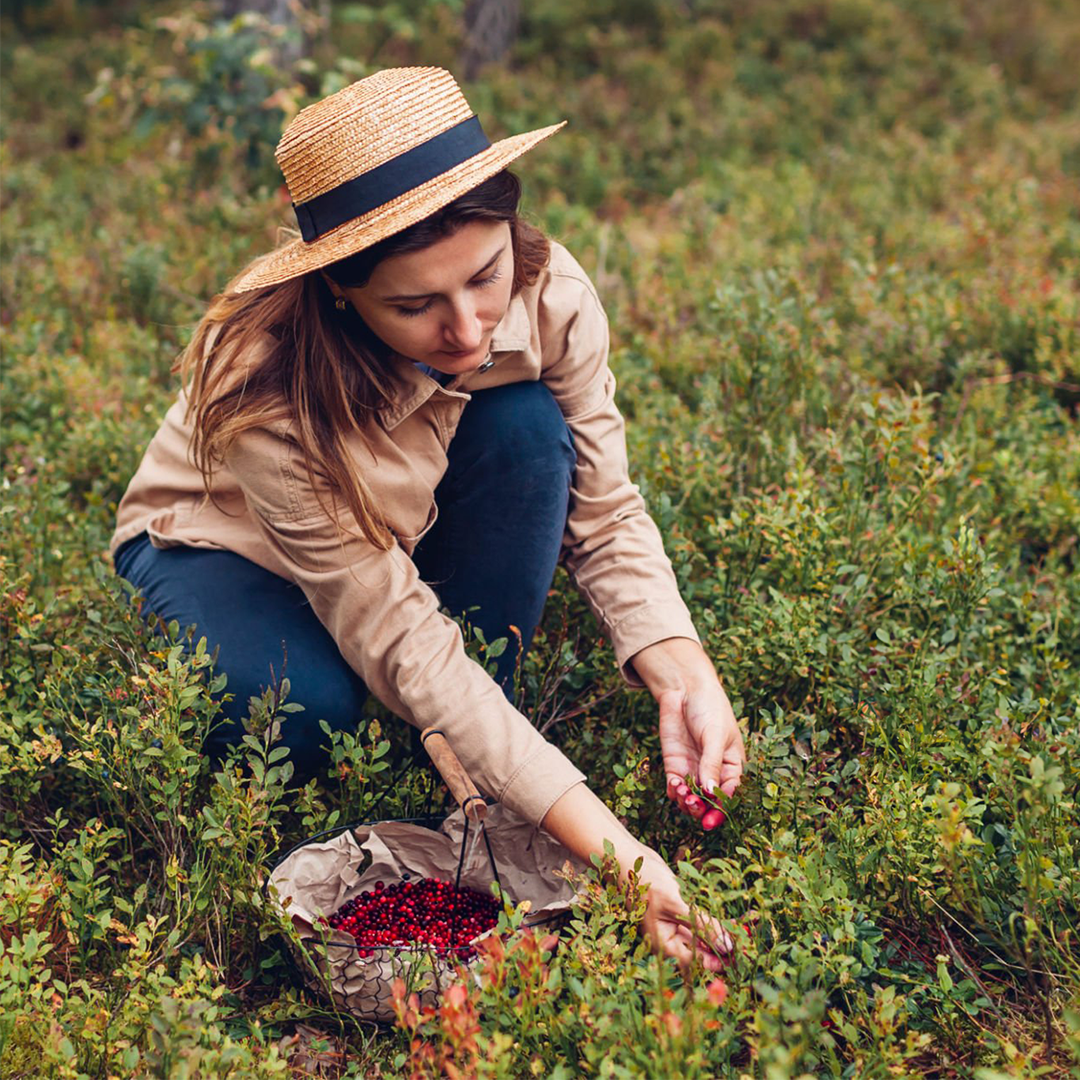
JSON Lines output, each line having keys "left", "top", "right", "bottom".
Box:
{"left": 476, "top": 359, "right": 495, "bottom": 373}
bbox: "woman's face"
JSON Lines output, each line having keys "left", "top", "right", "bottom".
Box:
{"left": 331, "top": 219, "right": 514, "bottom": 377}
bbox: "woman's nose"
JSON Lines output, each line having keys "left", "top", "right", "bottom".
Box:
{"left": 444, "top": 300, "right": 483, "bottom": 350}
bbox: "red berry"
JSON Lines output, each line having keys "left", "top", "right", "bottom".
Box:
{"left": 701, "top": 808, "right": 726, "bottom": 831}
{"left": 329, "top": 875, "right": 500, "bottom": 957}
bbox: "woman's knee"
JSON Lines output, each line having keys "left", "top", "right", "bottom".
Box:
{"left": 454, "top": 381, "right": 575, "bottom": 477}
{"left": 205, "top": 658, "right": 368, "bottom": 779}
{"left": 114, "top": 537, "right": 369, "bottom": 780}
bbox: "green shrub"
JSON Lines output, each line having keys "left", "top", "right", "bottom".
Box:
{"left": 2, "top": 0, "right": 1078, "bottom": 1074}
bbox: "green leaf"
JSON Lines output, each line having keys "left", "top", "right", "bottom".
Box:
{"left": 178, "top": 684, "right": 203, "bottom": 706}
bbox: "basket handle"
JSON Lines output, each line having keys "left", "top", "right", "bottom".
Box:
{"left": 420, "top": 727, "right": 487, "bottom": 823}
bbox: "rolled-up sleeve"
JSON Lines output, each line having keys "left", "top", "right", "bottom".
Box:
{"left": 223, "top": 426, "right": 586, "bottom": 827}
{"left": 538, "top": 253, "right": 701, "bottom": 686}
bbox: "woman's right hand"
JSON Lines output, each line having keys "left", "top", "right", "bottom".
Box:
{"left": 541, "top": 783, "right": 731, "bottom": 976}
{"left": 633, "top": 848, "right": 732, "bottom": 975}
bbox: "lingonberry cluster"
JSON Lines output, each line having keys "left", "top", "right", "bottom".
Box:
{"left": 675, "top": 779, "right": 727, "bottom": 831}
{"left": 324, "top": 877, "right": 500, "bottom": 960}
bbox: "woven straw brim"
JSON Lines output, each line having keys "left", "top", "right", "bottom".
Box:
{"left": 231, "top": 122, "right": 565, "bottom": 294}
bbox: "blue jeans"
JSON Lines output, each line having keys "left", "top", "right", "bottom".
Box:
{"left": 114, "top": 381, "right": 576, "bottom": 781}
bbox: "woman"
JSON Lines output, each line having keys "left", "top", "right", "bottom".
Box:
{"left": 111, "top": 67, "right": 745, "bottom": 973}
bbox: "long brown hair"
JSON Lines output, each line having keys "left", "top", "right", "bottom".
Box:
{"left": 178, "top": 170, "right": 550, "bottom": 550}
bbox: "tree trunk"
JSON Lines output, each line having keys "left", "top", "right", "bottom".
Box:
{"left": 459, "top": 0, "right": 520, "bottom": 80}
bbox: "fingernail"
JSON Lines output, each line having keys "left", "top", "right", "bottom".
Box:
{"left": 704, "top": 780, "right": 715, "bottom": 796}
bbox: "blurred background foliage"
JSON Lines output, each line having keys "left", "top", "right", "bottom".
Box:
{"left": 2, "top": 1, "right": 1079, "bottom": 1077}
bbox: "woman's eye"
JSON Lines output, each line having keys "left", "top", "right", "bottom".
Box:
{"left": 473, "top": 268, "right": 502, "bottom": 289}
{"left": 395, "top": 268, "right": 501, "bottom": 317}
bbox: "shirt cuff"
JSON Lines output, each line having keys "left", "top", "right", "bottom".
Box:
{"left": 609, "top": 601, "right": 702, "bottom": 688}
{"left": 497, "top": 740, "right": 588, "bottom": 827}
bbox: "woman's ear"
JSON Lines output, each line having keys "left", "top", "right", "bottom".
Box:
{"left": 319, "top": 270, "right": 344, "bottom": 301}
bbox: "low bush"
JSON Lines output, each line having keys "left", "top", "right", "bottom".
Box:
{"left": 2, "top": 0, "right": 1077, "bottom": 1075}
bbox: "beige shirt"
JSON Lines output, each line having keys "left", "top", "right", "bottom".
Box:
{"left": 111, "top": 241, "right": 700, "bottom": 827}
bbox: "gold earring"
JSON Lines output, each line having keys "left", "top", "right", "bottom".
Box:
{"left": 335, "top": 296, "right": 347, "bottom": 312}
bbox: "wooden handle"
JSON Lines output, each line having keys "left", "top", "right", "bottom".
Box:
{"left": 420, "top": 727, "right": 487, "bottom": 823}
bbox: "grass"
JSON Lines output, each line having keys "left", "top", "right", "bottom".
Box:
{"left": 1, "top": 0, "right": 1078, "bottom": 1076}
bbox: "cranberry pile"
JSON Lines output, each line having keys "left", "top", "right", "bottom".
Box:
{"left": 325, "top": 877, "right": 500, "bottom": 960}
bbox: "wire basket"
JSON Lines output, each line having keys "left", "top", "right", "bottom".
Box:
{"left": 266, "top": 728, "right": 585, "bottom": 1025}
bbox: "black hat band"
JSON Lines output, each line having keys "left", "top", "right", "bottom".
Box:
{"left": 292, "top": 115, "right": 491, "bottom": 243}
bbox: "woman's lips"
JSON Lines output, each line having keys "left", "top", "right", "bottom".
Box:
{"left": 440, "top": 348, "right": 480, "bottom": 358}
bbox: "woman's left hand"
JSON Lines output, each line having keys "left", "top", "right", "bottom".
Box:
{"left": 629, "top": 638, "right": 745, "bottom": 817}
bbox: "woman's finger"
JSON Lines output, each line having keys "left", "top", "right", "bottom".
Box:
{"left": 667, "top": 775, "right": 690, "bottom": 811}
{"left": 665, "top": 923, "right": 728, "bottom": 973}
{"left": 666, "top": 777, "right": 681, "bottom": 808}
{"left": 718, "top": 759, "right": 742, "bottom": 797}
{"left": 671, "top": 907, "right": 734, "bottom": 955}
{"left": 659, "top": 923, "right": 694, "bottom": 965}
{"left": 697, "top": 725, "right": 728, "bottom": 799}
{"left": 653, "top": 887, "right": 730, "bottom": 944}
{"left": 662, "top": 920, "right": 724, "bottom": 972}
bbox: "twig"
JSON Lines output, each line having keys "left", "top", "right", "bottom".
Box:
{"left": 938, "top": 922, "right": 1010, "bottom": 1024}
{"left": 537, "top": 686, "right": 622, "bottom": 736}
{"left": 919, "top": 890, "right": 1070, "bottom": 979}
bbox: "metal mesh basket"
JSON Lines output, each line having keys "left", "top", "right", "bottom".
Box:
{"left": 266, "top": 729, "right": 583, "bottom": 1025}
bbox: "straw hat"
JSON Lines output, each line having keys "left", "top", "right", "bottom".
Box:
{"left": 231, "top": 67, "right": 566, "bottom": 293}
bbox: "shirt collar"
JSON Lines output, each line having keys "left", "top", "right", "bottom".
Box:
{"left": 488, "top": 292, "right": 531, "bottom": 353}
{"left": 380, "top": 361, "right": 446, "bottom": 430}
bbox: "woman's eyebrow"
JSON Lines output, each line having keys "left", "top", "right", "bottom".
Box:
{"left": 381, "top": 245, "right": 506, "bottom": 302}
